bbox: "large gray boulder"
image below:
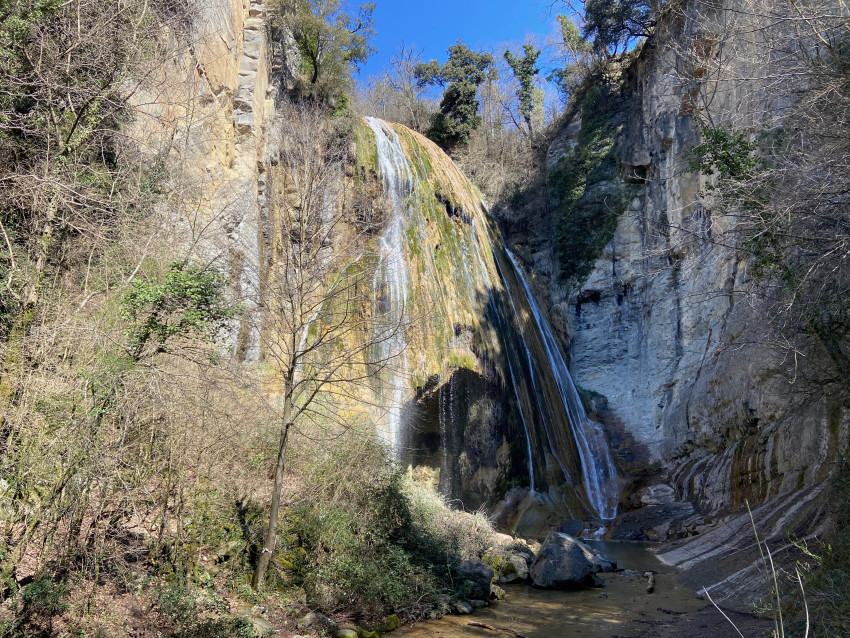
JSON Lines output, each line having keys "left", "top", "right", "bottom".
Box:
{"left": 459, "top": 560, "right": 494, "bottom": 601}
{"left": 530, "top": 532, "right": 597, "bottom": 588}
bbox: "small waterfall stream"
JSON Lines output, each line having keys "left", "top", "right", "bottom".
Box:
{"left": 505, "top": 250, "right": 619, "bottom": 520}
{"left": 367, "top": 117, "right": 412, "bottom": 450}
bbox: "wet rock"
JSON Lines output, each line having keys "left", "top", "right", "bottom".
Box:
{"left": 530, "top": 532, "right": 595, "bottom": 588}
{"left": 296, "top": 611, "right": 337, "bottom": 635}
{"left": 469, "top": 599, "right": 489, "bottom": 608}
{"left": 607, "top": 502, "right": 695, "bottom": 541}
{"left": 499, "top": 554, "right": 530, "bottom": 584}
{"left": 460, "top": 560, "right": 495, "bottom": 601}
{"left": 454, "top": 600, "right": 473, "bottom": 614}
{"left": 490, "top": 584, "right": 506, "bottom": 600}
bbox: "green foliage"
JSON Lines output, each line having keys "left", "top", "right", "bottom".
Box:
{"left": 278, "top": 434, "right": 493, "bottom": 623}
{"left": 583, "top": 0, "right": 656, "bottom": 55}
{"left": 154, "top": 582, "right": 198, "bottom": 626}
{"left": 121, "top": 261, "right": 238, "bottom": 359}
{"left": 687, "top": 125, "right": 784, "bottom": 280}
{"left": 687, "top": 125, "right": 762, "bottom": 182}
{"left": 274, "top": 0, "right": 375, "bottom": 102}
{"left": 415, "top": 42, "right": 495, "bottom": 150}
{"left": 20, "top": 576, "right": 69, "bottom": 618}
{"left": 426, "top": 84, "right": 481, "bottom": 150}
{"left": 552, "top": 84, "right": 632, "bottom": 281}
{"left": 504, "top": 44, "right": 541, "bottom": 133}
{"left": 0, "top": 575, "right": 70, "bottom": 636}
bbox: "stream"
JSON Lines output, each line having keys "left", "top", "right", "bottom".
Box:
{"left": 394, "top": 542, "right": 717, "bottom": 638}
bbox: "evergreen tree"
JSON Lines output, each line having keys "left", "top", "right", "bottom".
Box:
{"left": 504, "top": 44, "right": 542, "bottom": 134}
{"left": 582, "top": 0, "right": 655, "bottom": 55}
{"left": 415, "top": 42, "right": 494, "bottom": 150}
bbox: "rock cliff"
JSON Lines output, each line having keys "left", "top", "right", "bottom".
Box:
{"left": 501, "top": 0, "right": 849, "bottom": 607}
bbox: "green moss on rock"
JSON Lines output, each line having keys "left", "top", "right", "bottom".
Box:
{"left": 551, "top": 83, "right": 637, "bottom": 282}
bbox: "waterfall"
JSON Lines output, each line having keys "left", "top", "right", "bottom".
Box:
{"left": 366, "top": 117, "right": 412, "bottom": 451}
{"left": 505, "top": 249, "right": 619, "bottom": 520}
{"left": 363, "top": 116, "right": 619, "bottom": 522}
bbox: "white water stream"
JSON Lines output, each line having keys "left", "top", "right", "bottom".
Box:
{"left": 366, "top": 117, "right": 412, "bottom": 451}
{"left": 505, "top": 249, "right": 619, "bottom": 520}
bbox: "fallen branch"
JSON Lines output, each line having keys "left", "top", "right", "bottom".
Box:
{"left": 468, "top": 621, "right": 531, "bottom": 638}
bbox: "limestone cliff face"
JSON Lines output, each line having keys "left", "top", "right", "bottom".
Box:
{"left": 130, "top": 0, "right": 279, "bottom": 359}
{"left": 508, "top": 0, "right": 848, "bottom": 537}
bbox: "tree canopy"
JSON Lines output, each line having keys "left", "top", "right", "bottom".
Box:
{"left": 275, "top": 0, "right": 375, "bottom": 102}
{"left": 582, "top": 0, "right": 655, "bottom": 55}
{"left": 504, "top": 44, "right": 542, "bottom": 134}
{"left": 414, "top": 42, "right": 495, "bottom": 150}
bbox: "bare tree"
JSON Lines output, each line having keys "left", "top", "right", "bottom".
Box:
{"left": 251, "top": 104, "right": 403, "bottom": 589}
{"left": 361, "top": 42, "right": 435, "bottom": 132}
{"left": 675, "top": 0, "right": 850, "bottom": 387}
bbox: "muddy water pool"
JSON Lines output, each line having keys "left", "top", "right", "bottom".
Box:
{"left": 394, "top": 542, "right": 710, "bottom": 638}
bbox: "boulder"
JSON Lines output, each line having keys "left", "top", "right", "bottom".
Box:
{"left": 296, "top": 611, "right": 337, "bottom": 635}
{"left": 530, "top": 532, "right": 597, "bottom": 589}
{"left": 375, "top": 614, "right": 400, "bottom": 632}
{"left": 459, "top": 560, "right": 494, "bottom": 601}
{"left": 454, "top": 600, "right": 473, "bottom": 614}
{"left": 499, "top": 554, "right": 530, "bottom": 584}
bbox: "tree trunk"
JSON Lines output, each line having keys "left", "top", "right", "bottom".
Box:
{"left": 252, "top": 413, "right": 292, "bottom": 590}
{"left": 0, "top": 204, "right": 55, "bottom": 431}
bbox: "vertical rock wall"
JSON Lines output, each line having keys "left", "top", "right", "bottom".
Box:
{"left": 512, "top": 0, "right": 848, "bottom": 522}
{"left": 130, "top": 0, "right": 278, "bottom": 359}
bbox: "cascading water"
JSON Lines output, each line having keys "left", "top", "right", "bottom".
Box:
{"left": 505, "top": 249, "right": 619, "bottom": 520}
{"left": 363, "top": 116, "right": 619, "bottom": 521}
{"left": 367, "top": 117, "right": 412, "bottom": 451}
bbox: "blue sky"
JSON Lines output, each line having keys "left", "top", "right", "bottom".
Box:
{"left": 357, "top": 0, "right": 559, "bottom": 83}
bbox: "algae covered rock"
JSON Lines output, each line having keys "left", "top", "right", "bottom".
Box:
{"left": 499, "top": 553, "right": 531, "bottom": 583}
{"left": 375, "top": 614, "right": 400, "bottom": 632}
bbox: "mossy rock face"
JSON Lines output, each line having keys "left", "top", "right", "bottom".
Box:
{"left": 375, "top": 613, "right": 400, "bottom": 632}
{"left": 550, "top": 83, "right": 637, "bottom": 283}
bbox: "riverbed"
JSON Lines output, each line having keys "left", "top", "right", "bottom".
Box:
{"left": 394, "top": 541, "right": 771, "bottom": 638}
